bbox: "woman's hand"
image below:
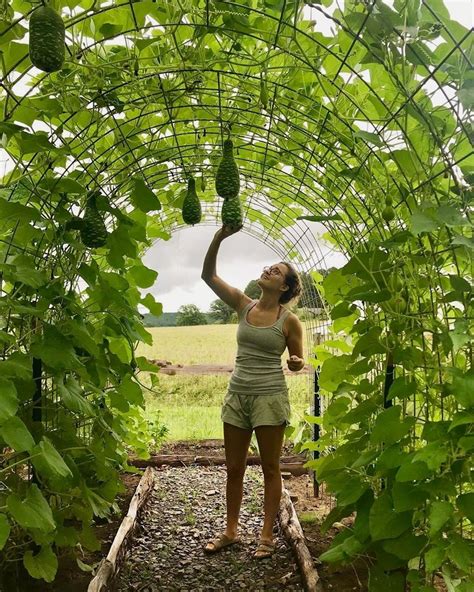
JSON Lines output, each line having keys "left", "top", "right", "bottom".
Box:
{"left": 287, "top": 355, "right": 305, "bottom": 372}
{"left": 214, "top": 223, "right": 243, "bottom": 241}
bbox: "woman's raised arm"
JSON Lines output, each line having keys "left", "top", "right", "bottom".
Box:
{"left": 201, "top": 225, "right": 251, "bottom": 312}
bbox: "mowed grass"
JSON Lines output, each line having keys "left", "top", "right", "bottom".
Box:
{"left": 139, "top": 324, "right": 313, "bottom": 441}
{"left": 137, "top": 322, "right": 311, "bottom": 365}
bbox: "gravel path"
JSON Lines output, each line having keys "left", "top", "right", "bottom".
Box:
{"left": 114, "top": 465, "right": 304, "bottom": 591}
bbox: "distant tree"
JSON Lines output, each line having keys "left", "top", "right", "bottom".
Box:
{"left": 244, "top": 279, "right": 261, "bottom": 299}
{"left": 209, "top": 298, "right": 234, "bottom": 324}
{"left": 176, "top": 304, "right": 208, "bottom": 326}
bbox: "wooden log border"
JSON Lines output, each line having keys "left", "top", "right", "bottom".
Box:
{"left": 278, "top": 483, "right": 324, "bottom": 592}
{"left": 129, "top": 454, "right": 308, "bottom": 476}
{"left": 87, "top": 466, "right": 156, "bottom": 592}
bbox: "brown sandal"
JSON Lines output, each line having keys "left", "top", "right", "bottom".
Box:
{"left": 204, "top": 533, "right": 240, "bottom": 553}
{"left": 253, "top": 539, "right": 276, "bottom": 559}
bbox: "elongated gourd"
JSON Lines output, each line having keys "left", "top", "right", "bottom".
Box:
{"left": 182, "top": 177, "right": 201, "bottom": 225}
{"left": 221, "top": 195, "right": 243, "bottom": 228}
{"left": 80, "top": 193, "right": 108, "bottom": 248}
{"left": 215, "top": 139, "right": 240, "bottom": 199}
{"left": 29, "top": 6, "right": 65, "bottom": 73}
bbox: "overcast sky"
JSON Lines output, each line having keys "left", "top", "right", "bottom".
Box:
{"left": 142, "top": 222, "right": 346, "bottom": 313}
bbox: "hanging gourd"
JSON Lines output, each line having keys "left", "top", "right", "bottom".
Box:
{"left": 221, "top": 195, "right": 243, "bottom": 228}
{"left": 215, "top": 139, "right": 240, "bottom": 199}
{"left": 80, "top": 192, "right": 108, "bottom": 248}
{"left": 382, "top": 195, "right": 395, "bottom": 223}
{"left": 29, "top": 5, "right": 65, "bottom": 73}
{"left": 182, "top": 177, "right": 202, "bottom": 225}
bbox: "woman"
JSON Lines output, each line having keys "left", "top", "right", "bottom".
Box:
{"left": 201, "top": 224, "right": 305, "bottom": 559}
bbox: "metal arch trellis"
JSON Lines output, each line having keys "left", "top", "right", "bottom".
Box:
{"left": 0, "top": 0, "right": 472, "bottom": 584}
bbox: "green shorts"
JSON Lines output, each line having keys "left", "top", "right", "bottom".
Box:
{"left": 221, "top": 391, "right": 291, "bottom": 430}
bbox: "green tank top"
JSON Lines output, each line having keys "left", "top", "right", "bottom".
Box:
{"left": 227, "top": 299, "right": 290, "bottom": 396}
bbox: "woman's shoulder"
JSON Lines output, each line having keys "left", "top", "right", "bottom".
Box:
{"left": 281, "top": 309, "right": 302, "bottom": 332}
{"left": 236, "top": 296, "right": 255, "bottom": 317}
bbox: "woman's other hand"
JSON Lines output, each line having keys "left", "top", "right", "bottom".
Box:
{"left": 286, "top": 355, "right": 305, "bottom": 372}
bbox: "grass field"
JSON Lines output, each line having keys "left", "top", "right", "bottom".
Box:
{"left": 136, "top": 322, "right": 311, "bottom": 365}
{"left": 138, "top": 324, "right": 313, "bottom": 441}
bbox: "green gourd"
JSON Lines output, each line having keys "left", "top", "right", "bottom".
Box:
{"left": 260, "top": 78, "right": 269, "bottom": 109}
{"left": 29, "top": 6, "right": 65, "bottom": 73}
{"left": 221, "top": 196, "right": 243, "bottom": 228}
{"left": 381, "top": 205, "right": 395, "bottom": 223}
{"left": 215, "top": 139, "right": 240, "bottom": 199}
{"left": 80, "top": 193, "right": 108, "bottom": 248}
{"left": 182, "top": 177, "right": 201, "bottom": 225}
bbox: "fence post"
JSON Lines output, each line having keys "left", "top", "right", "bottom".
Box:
{"left": 312, "top": 332, "right": 321, "bottom": 498}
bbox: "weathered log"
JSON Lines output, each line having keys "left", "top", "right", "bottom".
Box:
{"left": 130, "top": 453, "right": 304, "bottom": 465}
{"left": 278, "top": 484, "right": 323, "bottom": 592}
{"left": 128, "top": 454, "right": 308, "bottom": 475}
{"left": 87, "top": 466, "right": 156, "bottom": 592}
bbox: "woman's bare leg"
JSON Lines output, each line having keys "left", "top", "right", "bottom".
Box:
{"left": 223, "top": 422, "right": 253, "bottom": 537}
{"left": 205, "top": 422, "right": 252, "bottom": 550}
{"left": 254, "top": 423, "right": 286, "bottom": 543}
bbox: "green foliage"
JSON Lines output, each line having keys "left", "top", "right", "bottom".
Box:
{"left": 0, "top": 0, "right": 471, "bottom": 584}
{"left": 176, "top": 304, "right": 208, "bottom": 326}
{"left": 244, "top": 279, "right": 262, "bottom": 300}
{"left": 209, "top": 298, "right": 235, "bottom": 324}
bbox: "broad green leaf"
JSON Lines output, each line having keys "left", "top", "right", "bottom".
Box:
{"left": 410, "top": 210, "right": 438, "bottom": 235}
{"left": 0, "top": 416, "right": 35, "bottom": 452}
{"left": 370, "top": 406, "right": 415, "bottom": 445}
{"left": 7, "top": 484, "right": 55, "bottom": 532}
{"left": 296, "top": 214, "right": 342, "bottom": 222}
{"left": 396, "top": 460, "right": 431, "bottom": 482}
{"left": 392, "top": 481, "right": 428, "bottom": 512}
{"left": 16, "top": 131, "right": 59, "bottom": 155}
{"left": 129, "top": 264, "right": 158, "bottom": 288}
{"left": 449, "top": 369, "right": 474, "bottom": 408}
{"left": 446, "top": 536, "right": 474, "bottom": 572}
{"left": 58, "top": 376, "right": 95, "bottom": 417}
{"left": 0, "top": 198, "right": 42, "bottom": 226}
{"left": 23, "top": 545, "right": 58, "bottom": 583}
{"left": 424, "top": 545, "right": 446, "bottom": 572}
{"left": 0, "top": 514, "right": 10, "bottom": 550}
{"left": 107, "top": 336, "right": 132, "bottom": 364}
{"left": 412, "top": 442, "right": 449, "bottom": 471}
{"left": 449, "top": 275, "right": 472, "bottom": 292}
{"left": 336, "top": 477, "right": 370, "bottom": 506}
{"left": 383, "top": 531, "right": 427, "bottom": 560}
{"left": 429, "top": 501, "right": 454, "bottom": 536}
{"left": 456, "top": 493, "right": 474, "bottom": 522}
{"left": 436, "top": 205, "right": 468, "bottom": 227}
{"left": 130, "top": 177, "right": 161, "bottom": 212}
{"left": 319, "top": 533, "right": 364, "bottom": 562}
{"left": 387, "top": 377, "right": 417, "bottom": 401}
{"left": 369, "top": 493, "right": 412, "bottom": 541}
{"left": 449, "top": 411, "right": 474, "bottom": 432}
{"left": 354, "top": 130, "right": 383, "bottom": 146}
{"left": 0, "top": 378, "right": 18, "bottom": 423}
{"left": 140, "top": 293, "right": 163, "bottom": 317}
{"left": 31, "top": 437, "right": 73, "bottom": 480}
{"left": 30, "top": 325, "right": 82, "bottom": 370}
{"left": 117, "top": 375, "right": 143, "bottom": 405}
{"left": 319, "top": 355, "right": 351, "bottom": 392}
